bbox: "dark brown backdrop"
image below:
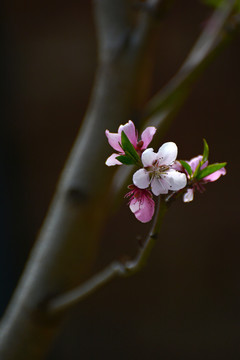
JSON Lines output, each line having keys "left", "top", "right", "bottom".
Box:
{"left": 1, "top": 1, "right": 240, "bottom": 359}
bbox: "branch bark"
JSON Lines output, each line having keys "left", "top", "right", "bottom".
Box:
{"left": 47, "top": 197, "right": 166, "bottom": 314}
{"left": 0, "top": 1, "right": 238, "bottom": 359}
{"left": 0, "top": 1, "right": 161, "bottom": 359}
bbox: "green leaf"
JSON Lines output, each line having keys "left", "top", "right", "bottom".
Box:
{"left": 196, "top": 162, "right": 226, "bottom": 180}
{"left": 116, "top": 155, "right": 136, "bottom": 165}
{"left": 202, "top": 138, "right": 209, "bottom": 163}
{"left": 179, "top": 160, "right": 192, "bottom": 176}
{"left": 121, "top": 131, "right": 140, "bottom": 164}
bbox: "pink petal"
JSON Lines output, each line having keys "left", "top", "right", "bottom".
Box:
{"left": 105, "top": 153, "right": 122, "bottom": 166}
{"left": 133, "top": 168, "right": 150, "bottom": 189}
{"left": 201, "top": 160, "right": 208, "bottom": 169}
{"left": 105, "top": 130, "right": 122, "bottom": 152}
{"left": 157, "top": 142, "right": 178, "bottom": 166}
{"left": 188, "top": 155, "right": 208, "bottom": 172}
{"left": 151, "top": 177, "right": 169, "bottom": 195}
{"left": 171, "top": 161, "right": 184, "bottom": 172}
{"left": 203, "top": 167, "right": 226, "bottom": 182}
{"left": 119, "top": 120, "right": 137, "bottom": 147}
{"left": 164, "top": 169, "right": 187, "bottom": 191}
{"left": 129, "top": 198, "right": 140, "bottom": 213}
{"left": 130, "top": 195, "right": 155, "bottom": 223}
{"left": 183, "top": 188, "right": 194, "bottom": 202}
{"left": 141, "top": 148, "right": 157, "bottom": 167}
{"left": 141, "top": 126, "right": 157, "bottom": 149}
{"left": 188, "top": 155, "right": 202, "bottom": 172}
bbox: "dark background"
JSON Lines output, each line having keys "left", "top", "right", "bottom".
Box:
{"left": 1, "top": 1, "right": 240, "bottom": 359}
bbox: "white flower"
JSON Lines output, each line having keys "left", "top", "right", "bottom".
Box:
{"left": 133, "top": 142, "right": 187, "bottom": 196}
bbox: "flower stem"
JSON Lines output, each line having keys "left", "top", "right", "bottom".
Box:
{"left": 47, "top": 197, "right": 167, "bottom": 315}
{"left": 124, "top": 196, "right": 166, "bottom": 274}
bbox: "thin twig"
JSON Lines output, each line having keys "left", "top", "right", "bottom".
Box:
{"left": 47, "top": 261, "right": 125, "bottom": 314}
{"left": 110, "top": 0, "right": 239, "bottom": 199}
{"left": 48, "top": 197, "right": 167, "bottom": 314}
{"left": 144, "top": 0, "right": 236, "bottom": 121}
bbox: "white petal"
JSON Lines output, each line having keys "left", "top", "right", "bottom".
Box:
{"left": 164, "top": 169, "right": 187, "bottom": 191}
{"left": 151, "top": 177, "right": 169, "bottom": 195}
{"left": 133, "top": 169, "right": 150, "bottom": 189}
{"left": 141, "top": 148, "right": 157, "bottom": 167}
{"left": 183, "top": 188, "right": 194, "bottom": 202}
{"left": 157, "top": 142, "right": 178, "bottom": 165}
{"left": 105, "top": 153, "right": 122, "bottom": 166}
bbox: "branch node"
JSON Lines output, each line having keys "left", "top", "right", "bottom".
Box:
{"left": 66, "top": 187, "right": 89, "bottom": 205}
{"left": 150, "top": 232, "right": 158, "bottom": 239}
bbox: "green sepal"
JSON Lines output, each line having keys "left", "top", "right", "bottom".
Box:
{"left": 202, "top": 138, "right": 209, "bottom": 164}
{"left": 116, "top": 155, "right": 136, "bottom": 165}
{"left": 121, "top": 131, "right": 141, "bottom": 165}
{"left": 193, "top": 160, "right": 202, "bottom": 178}
{"left": 196, "top": 162, "right": 226, "bottom": 180}
{"left": 179, "top": 160, "right": 192, "bottom": 176}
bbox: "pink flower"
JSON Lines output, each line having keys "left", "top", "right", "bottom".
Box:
{"left": 180, "top": 155, "right": 226, "bottom": 202}
{"left": 105, "top": 120, "right": 156, "bottom": 166}
{"left": 133, "top": 142, "right": 187, "bottom": 196}
{"left": 125, "top": 185, "right": 155, "bottom": 223}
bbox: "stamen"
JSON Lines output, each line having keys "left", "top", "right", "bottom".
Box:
{"left": 137, "top": 140, "right": 144, "bottom": 149}
{"left": 159, "top": 165, "right": 169, "bottom": 172}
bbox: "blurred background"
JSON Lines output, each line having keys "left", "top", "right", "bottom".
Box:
{"left": 1, "top": 1, "right": 240, "bottom": 359}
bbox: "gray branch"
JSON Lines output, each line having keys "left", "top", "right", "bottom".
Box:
{"left": 144, "top": 0, "right": 236, "bottom": 121}
{"left": 0, "top": 1, "right": 238, "bottom": 359}
{"left": 0, "top": 1, "right": 161, "bottom": 360}
{"left": 47, "top": 197, "right": 166, "bottom": 314}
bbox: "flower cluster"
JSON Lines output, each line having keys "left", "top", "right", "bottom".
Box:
{"left": 105, "top": 122, "right": 226, "bottom": 223}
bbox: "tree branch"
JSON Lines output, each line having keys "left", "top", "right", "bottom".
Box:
{"left": 144, "top": 0, "right": 236, "bottom": 121}
{"left": 0, "top": 2, "right": 163, "bottom": 360}
{"left": 47, "top": 197, "right": 166, "bottom": 314}
{"left": 94, "top": 0, "right": 131, "bottom": 61}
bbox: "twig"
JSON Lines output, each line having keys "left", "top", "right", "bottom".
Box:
{"left": 110, "top": 0, "right": 239, "bottom": 199}
{"left": 47, "top": 197, "right": 166, "bottom": 314}
{"left": 47, "top": 261, "right": 126, "bottom": 314}
{"left": 144, "top": 0, "right": 236, "bottom": 121}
